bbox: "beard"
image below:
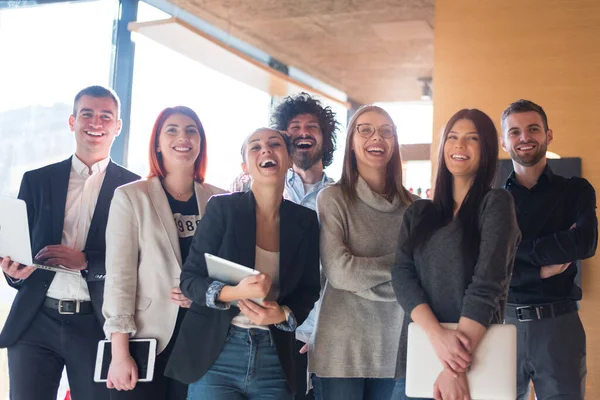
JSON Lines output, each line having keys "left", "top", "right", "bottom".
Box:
{"left": 291, "top": 143, "right": 323, "bottom": 171}
{"left": 508, "top": 139, "right": 548, "bottom": 167}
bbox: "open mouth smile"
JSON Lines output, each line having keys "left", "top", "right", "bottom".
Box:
{"left": 259, "top": 159, "right": 278, "bottom": 168}
{"left": 366, "top": 145, "right": 386, "bottom": 155}
{"left": 516, "top": 144, "right": 536, "bottom": 151}
{"left": 294, "top": 138, "right": 315, "bottom": 150}
{"left": 450, "top": 153, "right": 470, "bottom": 160}
{"left": 85, "top": 131, "right": 105, "bottom": 137}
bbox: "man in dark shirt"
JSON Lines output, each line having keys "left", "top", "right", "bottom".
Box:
{"left": 501, "top": 99, "right": 597, "bottom": 400}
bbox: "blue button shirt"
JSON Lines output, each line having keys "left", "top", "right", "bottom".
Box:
{"left": 283, "top": 169, "right": 334, "bottom": 211}
{"left": 284, "top": 169, "right": 333, "bottom": 342}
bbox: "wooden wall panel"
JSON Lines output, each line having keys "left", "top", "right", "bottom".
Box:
{"left": 433, "top": 0, "right": 600, "bottom": 396}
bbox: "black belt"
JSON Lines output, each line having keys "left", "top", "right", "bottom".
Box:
{"left": 507, "top": 300, "right": 578, "bottom": 322}
{"left": 44, "top": 297, "right": 94, "bottom": 315}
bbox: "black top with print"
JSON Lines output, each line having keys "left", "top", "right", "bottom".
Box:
{"left": 164, "top": 189, "right": 200, "bottom": 263}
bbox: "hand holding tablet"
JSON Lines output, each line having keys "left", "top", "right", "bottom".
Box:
{"left": 235, "top": 274, "right": 272, "bottom": 301}
{"left": 204, "top": 253, "right": 269, "bottom": 306}
{"left": 94, "top": 338, "right": 157, "bottom": 384}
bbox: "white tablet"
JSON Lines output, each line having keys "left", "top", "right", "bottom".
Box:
{"left": 0, "top": 196, "right": 79, "bottom": 276}
{"left": 405, "top": 322, "right": 516, "bottom": 400}
{"left": 94, "top": 338, "right": 157, "bottom": 383}
{"left": 204, "top": 253, "right": 264, "bottom": 305}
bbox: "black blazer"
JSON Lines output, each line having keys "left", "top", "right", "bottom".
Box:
{"left": 165, "top": 191, "right": 320, "bottom": 393}
{"left": 0, "top": 157, "right": 139, "bottom": 347}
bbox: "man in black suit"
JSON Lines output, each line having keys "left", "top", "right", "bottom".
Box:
{"left": 0, "top": 85, "right": 140, "bottom": 400}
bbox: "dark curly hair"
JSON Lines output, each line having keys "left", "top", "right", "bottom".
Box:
{"left": 270, "top": 92, "right": 339, "bottom": 168}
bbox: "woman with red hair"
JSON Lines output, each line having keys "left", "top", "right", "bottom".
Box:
{"left": 102, "top": 106, "right": 225, "bottom": 399}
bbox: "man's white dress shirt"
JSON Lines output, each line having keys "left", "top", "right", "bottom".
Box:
{"left": 46, "top": 155, "right": 109, "bottom": 301}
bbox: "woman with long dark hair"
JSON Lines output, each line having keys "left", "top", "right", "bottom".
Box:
{"left": 165, "top": 128, "right": 321, "bottom": 399}
{"left": 309, "top": 105, "right": 415, "bottom": 400}
{"left": 391, "top": 109, "right": 520, "bottom": 399}
{"left": 103, "top": 106, "right": 225, "bottom": 399}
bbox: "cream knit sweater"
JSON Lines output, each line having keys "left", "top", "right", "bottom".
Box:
{"left": 309, "top": 177, "right": 413, "bottom": 378}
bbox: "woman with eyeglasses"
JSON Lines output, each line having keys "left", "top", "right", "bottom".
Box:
{"left": 309, "top": 105, "right": 416, "bottom": 400}
{"left": 390, "top": 109, "right": 520, "bottom": 400}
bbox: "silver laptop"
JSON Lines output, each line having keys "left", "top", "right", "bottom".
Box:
{"left": 405, "top": 322, "right": 516, "bottom": 400}
{"left": 0, "top": 196, "right": 79, "bottom": 275}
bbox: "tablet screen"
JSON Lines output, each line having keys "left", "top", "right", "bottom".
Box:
{"left": 99, "top": 340, "right": 152, "bottom": 381}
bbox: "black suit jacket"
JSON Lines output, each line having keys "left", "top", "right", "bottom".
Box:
{"left": 0, "top": 157, "right": 139, "bottom": 347}
{"left": 165, "top": 191, "right": 320, "bottom": 393}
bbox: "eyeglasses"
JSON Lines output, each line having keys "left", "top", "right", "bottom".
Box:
{"left": 356, "top": 124, "right": 396, "bottom": 139}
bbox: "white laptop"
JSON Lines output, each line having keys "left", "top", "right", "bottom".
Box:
{"left": 405, "top": 322, "right": 516, "bottom": 400}
{"left": 0, "top": 196, "right": 79, "bottom": 275}
{"left": 204, "top": 253, "right": 264, "bottom": 305}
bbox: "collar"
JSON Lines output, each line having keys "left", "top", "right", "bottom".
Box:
{"left": 356, "top": 176, "right": 401, "bottom": 212}
{"left": 286, "top": 169, "right": 331, "bottom": 187}
{"left": 71, "top": 154, "right": 110, "bottom": 178}
{"left": 505, "top": 163, "right": 554, "bottom": 189}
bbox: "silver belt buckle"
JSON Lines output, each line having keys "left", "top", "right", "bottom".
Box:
{"left": 58, "top": 299, "right": 79, "bottom": 315}
{"left": 515, "top": 305, "right": 534, "bottom": 322}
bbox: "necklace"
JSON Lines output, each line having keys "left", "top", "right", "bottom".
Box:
{"left": 163, "top": 182, "right": 194, "bottom": 198}
{"left": 174, "top": 189, "right": 193, "bottom": 198}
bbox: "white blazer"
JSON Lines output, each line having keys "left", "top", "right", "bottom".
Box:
{"left": 102, "top": 176, "right": 226, "bottom": 353}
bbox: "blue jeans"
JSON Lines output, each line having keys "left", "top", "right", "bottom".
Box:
{"left": 187, "top": 326, "right": 293, "bottom": 400}
{"left": 390, "top": 379, "right": 430, "bottom": 400}
{"left": 312, "top": 376, "right": 395, "bottom": 400}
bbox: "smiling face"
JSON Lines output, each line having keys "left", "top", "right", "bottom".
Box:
{"left": 286, "top": 113, "right": 323, "bottom": 171}
{"left": 352, "top": 111, "right": 396, "bottom": 173}
{"left": 156, "top": 113, "right": 202, "bottom": 174}
{"left": 444, "top": 118, "right": 481, "bottom": 180}
{"left": 69, "top": 95, "right": 121, "bottom": 159}
{"left": 501, "top": 111, "right": 551, "bottom": 167}
{"left": 242, "top": 129, "right": 292, "bottom": 185}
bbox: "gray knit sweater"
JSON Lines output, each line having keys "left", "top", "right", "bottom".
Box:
{"left": 391, "top": 189, "right": 521, "bottom": 377}
{"left": 309, "top": 177, "right": 415, "bottom": 378}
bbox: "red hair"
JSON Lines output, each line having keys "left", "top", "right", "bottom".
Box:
{"left": 148, "top": 106, "right": 208, "bottom": 183}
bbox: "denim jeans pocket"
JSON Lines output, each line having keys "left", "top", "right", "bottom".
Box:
{"left": 224, "top": 325, "right": 235, "bottom": 342}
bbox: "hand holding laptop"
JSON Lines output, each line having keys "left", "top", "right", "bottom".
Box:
{"left": 1, "top": 197, "right": 84, "bottom": 276}
{"left": 406, "top": 323, "right": 517, "bottom": 400}
{"left": 35, "top": 244, "right": 87, "bottom": 271}
{"left": 429, "top": 325, "right": 472, "bottom": 373}
{"left": 434, "top": 369, "right": 471, "bottom": 400}
{"left": 0, "top": 256, "right": 35, "bottom": 280}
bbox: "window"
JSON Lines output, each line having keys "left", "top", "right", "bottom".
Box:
{"left": 0, "top": 1, "right": 116, "bottom": 398}
{"left": 378, "top": 101, "right": 434, "bottom": 196}
{"left": 377, "top": 101, "right": 433, "bottom": 145}
{"left": 127, "top": 32, "right": 272, "bottom": 189}
{"left": 0, "top": 1, "right": 116, "bottom": 197}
